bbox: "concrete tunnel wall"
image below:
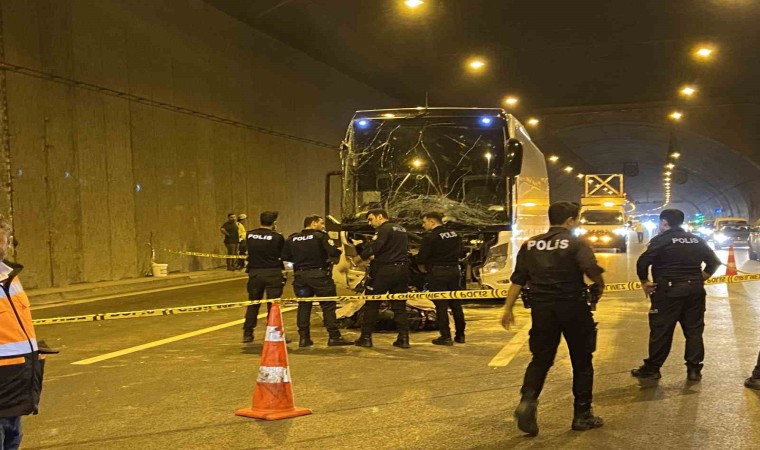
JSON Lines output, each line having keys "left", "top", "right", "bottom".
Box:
{"left": 0, "top": 0, "right": 399, "bottom": 289}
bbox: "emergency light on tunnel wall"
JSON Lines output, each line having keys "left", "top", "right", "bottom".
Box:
{"left": 355, "top": 119, "right": 370, "bottom": 128}
{"left": 479, "top": 117, "right": 493, "bottom": 126}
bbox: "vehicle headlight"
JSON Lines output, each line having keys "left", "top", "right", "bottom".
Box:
{"left": 600, "top": 235, "right": 612, "bottom": 243}
{"left": 613, "top": 228, "right": 627, "bottom": 236}
{"left": 574, "top": 227, "right": 587, "bottom": 236}
{"left": 588, "top": 235, "right": 599, "bottom": 242}
{"left": 483, "top": 243, "right": 508, "bottom": 274}
{"left": 715, "top": 233, "right": 728, "bottom": 243}
{"left": 698, "top": 227, "right": 713, "bottom": 236}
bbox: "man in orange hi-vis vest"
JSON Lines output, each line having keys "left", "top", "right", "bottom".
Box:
{"left": 0, "top": 215, "right": 47, "bottom": 450}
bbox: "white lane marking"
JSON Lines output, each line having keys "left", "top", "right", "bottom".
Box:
{"left": 488, "top": 320, "right": 532, "bottom": 367}
{"left": 71, "top": 307, "right": 296, "bottom": 365}
{"left": 31, "top": 276, "right": 247, "bottom": 311}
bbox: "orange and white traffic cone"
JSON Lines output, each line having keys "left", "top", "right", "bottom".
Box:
{"left": 235, "top": 302, "right": 312, "bottom": 420}
{"left": 725, "top": 245, "right": 738, "bottom": 276}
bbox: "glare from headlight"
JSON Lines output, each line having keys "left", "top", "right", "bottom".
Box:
{"left": 613, "top": 228, "right": 627, "bottom": 236}
{"left": 715, "top": 233, "right": 728, "bottom": 243}
{"left": 588, "top": 235, "right": 599, "bottom": 242}
{"left": 698, "top": 227, "right": 713, "bottom": 236}
{"left": 601, "top": 235, "right": 612, "bottom": 243}
{"left": 574, "top": 227, "right": 587, "bottom": 236}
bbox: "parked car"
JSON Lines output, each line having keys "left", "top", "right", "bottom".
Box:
{"left": 712, "top": 217, "right": 751, "bottom": 250}
{"left": 749, "top": 219, "right": 760, "bottom": 261}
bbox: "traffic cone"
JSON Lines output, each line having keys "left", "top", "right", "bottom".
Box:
{"left": 235, "top": 303, "right": 312, "bottom": 420}
{"left": 725, "top": 245, "right": 738, "bottom": 276}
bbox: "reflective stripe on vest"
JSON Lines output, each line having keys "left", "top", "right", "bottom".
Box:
{"left": 0, "top": 339, "right": 37, "bottom": 357}
{"left": 0, "top": 277, "right": 37, "bottom": 357}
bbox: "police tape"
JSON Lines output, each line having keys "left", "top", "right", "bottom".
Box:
{"left": 32, "top": 273, "right": 760, "bottom": 326}
{"left": 160, "top": 248, "right": 245, "bottom": 259}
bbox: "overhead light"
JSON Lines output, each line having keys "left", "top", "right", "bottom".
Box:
{"left": 411, "top": 158, "right": 424, "bottom": 168}
{"left": 669, "top": 111, "right": 683, "bottom": 121}
{"left": 563, "top": 166, "right": 573, "bottom": 173}
{"left": 404, "top": 0, "right": 424, "bottom": 8}
{"left": 576, "top": 173, "right": 584, "bottom": 179}
{"left": 680, "top": 86, "right": 696, "bottom": 97}
{"left": 666, "top": 163, "right": 675, "bottom": 169}
{"left": 479, "top": 116, "right": 493, "bottom": 125}
{"left": 664, "top": 171, "right": 672, "bottom": 176}
{"left": 527, "top": 118, "right": 539, "bottom": 126}
{"left": 467, "top": 58, "right": 486, "bottom": 71}
{"left": 382, "top": 113, "right": 396, "bottom": 118}
{"left": 694, "top": 46, "right": 714, "bottom": 59}
{"left": 670, "top": 152, "right": 680, "bottom": 159}
{"left": 484, "top": 152, "right": 492, "bottom": 160}
{"left": 504, "top": 96, "right": 519, "bottom": 106}
{"left": 356, "top": 119, "right": 370, "bottom": 128}
{"left": 548, "top": 155, "right": 559, "bottom": 163}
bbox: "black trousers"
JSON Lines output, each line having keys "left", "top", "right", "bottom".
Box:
{"left": 637, "top": 232, "right": 644, "bottom": 243}
{"left": 521, "top": 300, "right": 596, "bottom": 407}
{"left": 362, "top": 264, "right": 410, "bottom": 334}
{"left": 236, "top": 241, "right": 247, "bottom": 269}
{"left": 426, "top": 266, "right": 465, "bottom": 338}
{"left": 643, "top": 281, "right": 706, "bottom": 370}
{"left": 294, "top": 269, "right": 340, "bottom": 337}
{"left": 753, "top": 351, "right": 760, "bottom": 379}
{"left": 225, "top": 243, "right": 239, "bottom": 270}
{"left": 244, "top": 268, "right": 284, "bottom": 331}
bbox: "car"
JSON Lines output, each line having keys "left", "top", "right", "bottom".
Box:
{"left": 749, "top": 219, "right": 760, "bottom": 261}
{"left": 712, "top": 217, "right": 751, "bottom": 250}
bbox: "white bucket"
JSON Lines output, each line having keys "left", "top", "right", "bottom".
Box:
{"left": 151, "top": 263, "right": 169, "bottom": 277}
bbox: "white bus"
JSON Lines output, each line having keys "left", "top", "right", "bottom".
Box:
{"left": 326, "top": 107, "right": 549, "bottom": 291}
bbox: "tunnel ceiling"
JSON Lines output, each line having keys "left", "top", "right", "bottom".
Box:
{"left": 204, "top": 0, "right": 760, "bottom": 218}
{"left": 538, "top": 122, "right": 760, "bottom": 217}
{"left": 205, "top": 0, "right": 760, "bottom": 109}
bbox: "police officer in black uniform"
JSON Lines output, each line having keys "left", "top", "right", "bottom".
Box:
{"left": 632, "top": 208, "right": 720, "bottom": 381}
{"left": 501, "top": 202, "right": 605, "bottom": 436}
{"left": 417, "top": 211, "right": 466, "bottom": 346}
{"left": 281, "top": 215, "right": 353, "bottom": 348}
{"left": 352, "top": 209, "right": 411, "bottom": 349}
{"left": 242, "top": 211, "right": 285, "bottom": 343}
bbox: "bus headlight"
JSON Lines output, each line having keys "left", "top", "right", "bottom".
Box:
{"left": 600, "top": 235, "right": 612, "bottom": 243}
{"left": 483, "top": 243, "right": 508, "bottom": 274}
{"left": 588, "top": 235, "right": 599, "bottom": 242}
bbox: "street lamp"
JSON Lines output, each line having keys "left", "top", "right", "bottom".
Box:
{"left": 504, "top": 96, "right": 519, "bottom": 107}
{"left": 404, "top": 0, "right": 424, "bottom": 8}
{"left": 527, "top": 118, "right": 539, "bottom": 126}
{"left": 563, "top": 166, "right": 573, "bottom": 173}
{"left": 679, "top": 86, "right": 697, "bottom": 97}
{"left": 670, "top": 152, "right": 680, "bottom": 159}
{"left": 666, "top": 163, "right": 675, "bottom": 169}
{"left": 548, "top": 155, "right": 559, "bottom": 163}
{"left": 467, "top": 58, "right": 486, "bottom": 72}
{"left": 694, "top": 46, "right": 714, "bottom": 60}
{"left": 669, "top": 111, "right": 683, "bottom": 121}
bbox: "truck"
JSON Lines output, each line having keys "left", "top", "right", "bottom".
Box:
{"left": 575, "top": 174, "right": 628, "bottom": 253}
{"left": 324, "top": 107, "right": 550, "bottom": 292}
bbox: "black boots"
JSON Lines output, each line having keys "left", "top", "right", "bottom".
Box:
{"left": 327, "top": 336, "right": 353, "bottom": 347}
{"left": 432, "top": 336, "right": 454, "bottom": 346}
{"left": 687, "top": 367, "right": 702, "bottom": 382}
{"left": 631, "top": 365, "right": 662, "bottom": 379}
{"left": 514, "top": 398, "right": 539, "bottom": 436}
{"left": 393, "top": 333, "right": 411, "bottom": 349}
{"left": 354, "top": 333, "right": 373, "bottom": 348}
{"left": 454, "top": 333, "right": 465, "bottom": 344}
{"left": 242, "top": 329, "right": 254, "bottom": 343}
{"left": 298, "top": 331, "right": 314, "bottom": 348}
{"left": 572, "top": 405, "right": 604, "bottom": 431}
{"left": 745, "top": 377, "right": 760, "bottom": 390}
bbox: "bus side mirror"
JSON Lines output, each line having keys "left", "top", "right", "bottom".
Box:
{"left": 502, "top": 139, "right": 523, "bottom": 177}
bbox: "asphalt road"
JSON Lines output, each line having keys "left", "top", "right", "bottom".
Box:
{"left": 21, "top": 241, "right": 760, "bottom": 449}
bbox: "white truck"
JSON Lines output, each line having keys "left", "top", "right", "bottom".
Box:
{"left": 575, "top": 174, "right": 628, "bottom": 253}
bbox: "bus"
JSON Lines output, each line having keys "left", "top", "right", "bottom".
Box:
{"left": 325, "top": 107, "right": 549, "bottom": 291}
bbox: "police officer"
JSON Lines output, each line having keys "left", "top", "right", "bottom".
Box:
{"left": 632, "top": 208, "right": 720, "bottom": 381}
{"left": 242, "top": 211, "right": 285, "bottom": 343}
{"left": 281, "top": 215, "right": 353, "bottom": 348}
{"left": 501, "top": 202, "right": 605, "bottom": 436}
{"left": 352, "top": 209, "right": 411, "bottom": 349}
{"left": 417, "top": 211, "right": 465, "bottom": 346}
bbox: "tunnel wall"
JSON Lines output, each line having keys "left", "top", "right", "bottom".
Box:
{"left": 0, "top": 0, "right": 398, "bottom": 289}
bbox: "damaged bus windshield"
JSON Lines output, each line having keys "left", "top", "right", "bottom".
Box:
{"left": 343, "top": 115, "right": 515, "bottom": 227}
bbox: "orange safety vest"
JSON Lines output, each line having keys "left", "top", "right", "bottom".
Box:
{"left": 0, "top": 261, "right": 45, "bottom": 418}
